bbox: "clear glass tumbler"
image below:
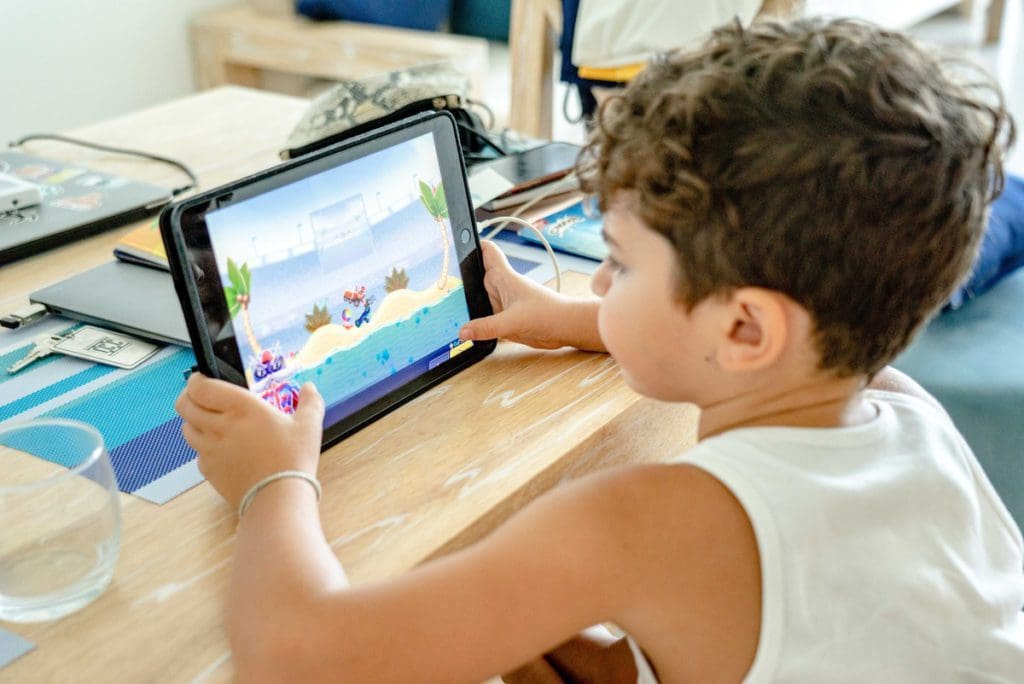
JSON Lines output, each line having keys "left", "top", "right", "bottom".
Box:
{"left": 0, "top": 419, "right": 122, "bottom": 622}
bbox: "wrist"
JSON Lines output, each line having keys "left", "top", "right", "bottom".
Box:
{"left": 238, "top": 470, "right": 321, "bottom": 518}
{"left": 557, "top": 296, "right": 605, "bottom": 352}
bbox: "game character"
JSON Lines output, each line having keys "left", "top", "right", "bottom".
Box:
{"left": 250, "top": 347, "right": 301, "bottom": 414}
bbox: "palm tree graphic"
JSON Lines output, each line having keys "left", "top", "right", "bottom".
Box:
{"left": 223, "top": 257, "right": 261, "bottom": 354}
{"left": 418, "top": 180, "right": 450, "bottom": 290}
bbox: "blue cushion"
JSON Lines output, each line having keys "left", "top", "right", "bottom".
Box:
{"left": 451, "top": 0, "right": 510, "bottom": 41}
{"left": 296, "top": 0, "right": 453, "bottom": 31}
{"left": 895, "top": 267, "right": 1024, "bottom": 530}
{"left": 947, "top": 173, "right": 1024, "bottom": 309}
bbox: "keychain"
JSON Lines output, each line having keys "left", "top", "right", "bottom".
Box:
{"left": 6, "top": 325, "right": 160, "bottom": 375}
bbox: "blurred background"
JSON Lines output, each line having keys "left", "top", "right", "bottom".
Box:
{"left": 0, "top": 0, "right": 1019, "bottom": 171}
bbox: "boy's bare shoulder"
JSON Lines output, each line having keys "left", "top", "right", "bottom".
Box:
{"left": 573, "top": 462, "right": 762, "bottom": 680}
{"left": 582, "top": 461, "right": 755, "bottom": 539}
{"left": 510, "top": 460, "right": 759, "bottom": 597}
{"left": 598, "top": 463, "right": 760, "bottom": 589}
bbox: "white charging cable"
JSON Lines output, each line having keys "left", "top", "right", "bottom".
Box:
{"left": 474, "top": 170, "right": 581, "bottom": 293}
{"left": 477, "top": 215, "right": 562, "bottom": 293}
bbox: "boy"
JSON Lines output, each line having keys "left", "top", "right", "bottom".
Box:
{"left": 176, "top": 17, "right": 1024, "bottom": 682}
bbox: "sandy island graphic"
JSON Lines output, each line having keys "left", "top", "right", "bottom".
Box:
{"left": 221, "top": 166, "right": 468, "bottom": 413}
{"left": 292, "top": 277, "right": 463, "bottom": 369}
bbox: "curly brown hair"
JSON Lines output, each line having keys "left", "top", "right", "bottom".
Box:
{"left": 579, "top": 17, "right": 1014, "bottom": 377}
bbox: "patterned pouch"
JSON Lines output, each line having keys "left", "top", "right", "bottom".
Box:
{"left": 280, "top": 62, "right": 493, "bottom": 161}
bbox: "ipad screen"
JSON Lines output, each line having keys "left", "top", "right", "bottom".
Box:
{"left": 203, "top": 132, "right": 476, "bottom": 425}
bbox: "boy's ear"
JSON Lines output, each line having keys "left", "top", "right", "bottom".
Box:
{"left": 712, "top": 288, "right": 789, "bottom": 372}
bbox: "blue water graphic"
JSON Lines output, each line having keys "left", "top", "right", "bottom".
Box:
{"left": 292, "top": 288, "right": 468, "bottom": 408}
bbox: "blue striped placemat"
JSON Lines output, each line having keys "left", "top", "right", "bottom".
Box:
{"left": 0, "top": 627, "right": 33, "bottom": 670}
{"left": 0, "top": 319, "right": 202, "bottom": 504}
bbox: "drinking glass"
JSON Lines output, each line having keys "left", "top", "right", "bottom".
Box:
{"left": 0, "top": 419, "right": 121, "bottom": 622}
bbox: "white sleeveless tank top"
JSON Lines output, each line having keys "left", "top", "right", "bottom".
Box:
{"left": 626, "top": 390, "right": 1024, "bottom": 682}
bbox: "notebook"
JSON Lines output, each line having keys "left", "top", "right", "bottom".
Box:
{"left": 516, "top": 198, "right": 607, "bottom": 261}
{"left": 112, "top": 218, "right": 168, "bottom": 269}
{"left": 0, "top": 151, "right": 172, "bottom": 264}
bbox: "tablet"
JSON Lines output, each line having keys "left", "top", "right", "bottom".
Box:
{"left": 160, "top": 112, "right": 496, "bottom": 448}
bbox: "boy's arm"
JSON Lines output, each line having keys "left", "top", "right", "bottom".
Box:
{"left": 459, "top": 241, "right": 607, "bottom": 353}
{"left": 177, "top": 374, "right": 760, "bottom": 682}
{"left": 227, "top": 465, "right": 645, "bottom": 682}
{"left": 225, "top": 464, "right": 759, "bottom": 682}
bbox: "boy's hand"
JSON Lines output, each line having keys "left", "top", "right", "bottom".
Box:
{"left": 459, "top": 241, "right": 605, "bottom": 352}
{"left": 175, "top": 374, "right": 325, "bottom": 509}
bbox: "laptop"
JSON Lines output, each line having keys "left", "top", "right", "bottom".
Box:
{"left": 30, "top": 260, "right": 190, "bottom": 346}
{"left": 0, "top": 151, "right": 172, "bottom": 264}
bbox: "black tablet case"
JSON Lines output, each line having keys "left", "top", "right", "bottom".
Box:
{"left": 160, "top": 112, "right": 496, "bottom": 448}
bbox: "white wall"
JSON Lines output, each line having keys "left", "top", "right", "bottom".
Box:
{"left": 0, "top": 0, "right": 239, "bottom": 139}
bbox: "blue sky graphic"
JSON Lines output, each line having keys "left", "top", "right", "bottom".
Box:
{"left": 206, "top": 133, "right": 443, "bottom": 263}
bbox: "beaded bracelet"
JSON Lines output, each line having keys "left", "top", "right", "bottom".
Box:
{"left": 238, "top": 470, "right": 321, "bottom": 518}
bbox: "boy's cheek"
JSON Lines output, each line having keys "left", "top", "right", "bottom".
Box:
{"left": 594, "top": 305, "right": 607, "bottom": 341}
{"left": 591, "top": 264, "right": 611, "bottom": 296}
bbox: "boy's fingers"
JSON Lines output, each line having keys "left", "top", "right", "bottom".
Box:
{"left": 460, "top": 313, "right": 505, "bottom": 341}
{"left": 186, "top": 373, "right": 248, "bottom": 412}
{"left": 481, "top": 240, "right": 514, "bottom": 273}
{"left": 296, "top": 383, "right": 325, "bottom": 427}
{"left": 175, "top": 391, "right": 217, "bottom": 433}
{"left": 181, "top": 421, "right": 208, "bottom": 455}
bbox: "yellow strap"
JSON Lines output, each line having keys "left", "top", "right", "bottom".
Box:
{"left": 577, "top": 63, "right": 646, "bottom": 82}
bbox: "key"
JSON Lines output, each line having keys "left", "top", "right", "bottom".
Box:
{"left": 6, "top": 339, "right": 55, "bottom": 375}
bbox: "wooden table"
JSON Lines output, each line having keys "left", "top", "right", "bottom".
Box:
{"left": 192, "top": 6, "right": 490, "bottom": 100}
{"left": 0, "top": 86, "right": 698, "bottom": 681}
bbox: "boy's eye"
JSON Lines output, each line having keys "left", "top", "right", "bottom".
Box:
{"left": 605, "top": 255, "right": 626, "bottom": 273}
